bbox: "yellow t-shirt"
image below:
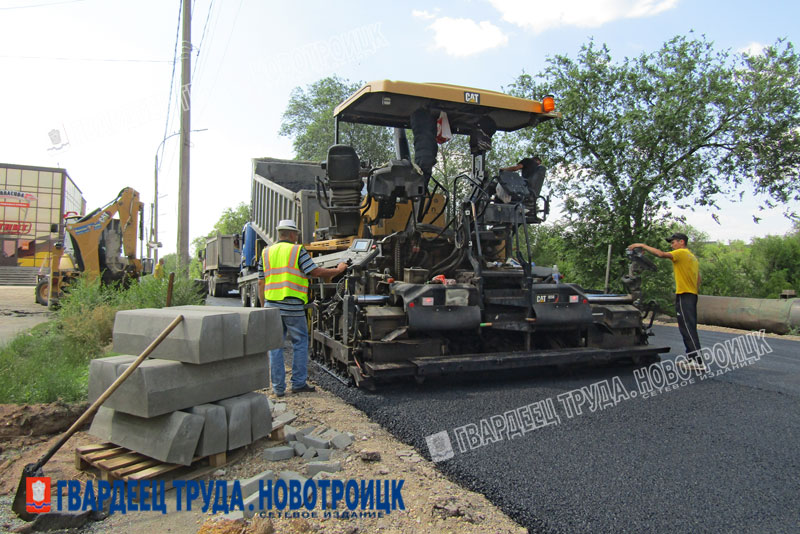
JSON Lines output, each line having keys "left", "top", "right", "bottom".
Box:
{"left": 671, "top": 248, "right": 698, "bottom": 294}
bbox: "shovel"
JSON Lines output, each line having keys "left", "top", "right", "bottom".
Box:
{"left": 12, "top": 314, "right": 184, "bottom": 521}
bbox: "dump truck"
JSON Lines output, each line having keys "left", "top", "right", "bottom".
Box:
{"left": 36, "top": 187, "right": 144, "bottom": 306}
{"left": 253, "top": 80, "right": 668, "bottom": 388}
{"left": 200, "top": 233, "right": 241, "bottom": 297}
{"left": 237, "top": 158, "right": 334, "bottom": 307}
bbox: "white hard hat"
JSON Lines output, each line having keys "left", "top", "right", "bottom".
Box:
{"left": 276, "top": 219, "right": 299, "bottom": 232}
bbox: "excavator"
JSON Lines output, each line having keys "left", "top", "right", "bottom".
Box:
{"left": 35, "top": 187, "right": 144, "bottom": 306}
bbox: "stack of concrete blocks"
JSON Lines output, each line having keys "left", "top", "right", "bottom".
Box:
{"left": 262, "top": 425, "right": 353, "bottom": 477}
{"left": 88, "top": 306, "right": 282, "bottom": 466}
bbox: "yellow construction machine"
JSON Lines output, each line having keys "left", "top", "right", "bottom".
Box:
{"left": 35, "top": 187, "right": 144, "bottom": 306}
{"left": 302, "top": 80, "right": 667, "bottom": 388}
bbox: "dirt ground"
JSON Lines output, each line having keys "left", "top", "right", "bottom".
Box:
{"left": 0, "top": 387, "right": 527, "bottom": 534}
{"left": 0, "top": 287, "right": 51, "bottom": 347}
{"left": 0, "top": 287, "right": 525, "bottom": 533}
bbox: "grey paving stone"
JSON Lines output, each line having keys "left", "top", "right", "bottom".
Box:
{"left": 88, "top": 354, "right": 269, "bottom": 418}
{"left": 330, "top": 432, "right": 353, "bottom": 450}
{"left": 318, "top": 428, "right": 339, "bottom": 441}
{"left": 238, "top": 392, "right": 272, "bottom": 441}
{"left": 302, "top": 447, "right": 317, "bottom": 460}
{"left": 242, "top": 492, "right": 260, "bottom": 519}
{"left": 113, "top": 308, "right": 244, "bottom": 364}
{"left": 305, "top": 461, "right": 342, "bottom": 477}
{"left": 315, "top": 449, "right": 333, "bottom": 461}
{"left": 175, "top": 306, "right": 282, "bottom": 355}
{"left": 215, "top": 396, "right": 252, "bottom": 450}
{"left": 291, "top": 441, "right": 307, "bottom": 456}
{"left": 284, "top": 425, "right": 298, "bottom": 442}
{"left": 278, "top": 470, "right": 308, "bottom": 485}
{"left": 221, "top": 509, "right": 245, "bottom": 521}
{"left": 300, "top": 433, "right": 330, "bottom": 450}
{"left": 227, "top": 470, "right": 275, "bottom": 499}
{"left": 263, "top": 446, "right": 295, "bottom": 461}
{"left": 186, "top": 404, "right": 228, "bottom": 457}
{"left": 87, "top": 355, "right": 136, "bottom": 403}
{"left": 88, "top": 407, "right": 203, "bottom": 466}
{"left": 272, "top": 412, "right": 297, "bottom": 428}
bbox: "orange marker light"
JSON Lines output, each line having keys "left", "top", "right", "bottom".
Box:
{"left": 542, "top": 95, "right": 555, "bottom": 113}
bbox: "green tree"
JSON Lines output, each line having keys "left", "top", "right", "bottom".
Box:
{"left": 279, "top": 76, "right": 394, "bottom": 165}
{"left": 506, "top": 35, "right": 800, "bottom": 275}
{"left": 749, "top": 228, "right": 800, "bottom": 297}
{"left": 213, "top": 202, "right": 250, "bottom": 235}
{"left": 694, "top": 240, "right": 758, "bottom": 297}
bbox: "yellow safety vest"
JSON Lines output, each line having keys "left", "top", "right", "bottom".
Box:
{"left": 263, "top": 242, "right": 309, "bottom": 303}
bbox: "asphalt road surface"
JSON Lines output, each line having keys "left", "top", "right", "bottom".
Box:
{"left": 308, "top": 324, "right": 800, "bottom": 534}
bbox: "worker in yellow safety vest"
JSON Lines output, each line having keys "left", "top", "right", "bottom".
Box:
{"left": 258, "top": 219, "right": 347, "bottom": 397}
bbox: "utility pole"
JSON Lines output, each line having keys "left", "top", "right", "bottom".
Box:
{"left": 177, "top": 0, "right": 192, "bottom": 268}
{"left": 153, "top": 155, "right": 159, "bottom": 264}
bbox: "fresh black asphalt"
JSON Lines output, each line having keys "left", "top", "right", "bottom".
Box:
{"left": 309, "top": 324, "right": 800, "bottom": 534}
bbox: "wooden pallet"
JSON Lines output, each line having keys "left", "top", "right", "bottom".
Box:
{"left": 75, "top": 443, "right": 227, "bottom": 483}
{"left": 75, "top": 410, "right": 296, "bottom": 482}
{"left": 75, "top": 417, "right": 294, "bottom": 482}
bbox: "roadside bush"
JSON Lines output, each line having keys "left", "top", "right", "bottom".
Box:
{"left": 0, "top": 322, "right": 93, "bottom": 403}
{"left": 57, "top": 276, "right": 118, "bottom": 346}
{"left": 0, "top": 271, "right": 205, "bottom": 404}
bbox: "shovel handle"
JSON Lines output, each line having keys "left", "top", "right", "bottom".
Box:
{"left": 33, "top": 314, "right": 184, "bottom": 471}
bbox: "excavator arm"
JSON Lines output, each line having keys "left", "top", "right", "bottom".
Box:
{"left": 65, "top": 187, "right": 143, "bottom": 281}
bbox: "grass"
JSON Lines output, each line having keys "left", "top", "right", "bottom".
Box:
{"left": 0, "top": 273, "right": 205, "bottom": 404}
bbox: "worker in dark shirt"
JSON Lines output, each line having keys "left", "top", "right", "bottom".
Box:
{"left": 501, "top": 155, "right": 546, "bottom": 199}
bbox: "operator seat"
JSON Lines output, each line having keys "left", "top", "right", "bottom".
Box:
{"left": 324, "top": 144, "right": 362, "bottom": 236}
{"left": 326, "top": 144, "right": 360, "bottom": 185}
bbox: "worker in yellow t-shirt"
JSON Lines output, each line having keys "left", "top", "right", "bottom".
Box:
{"left": 153, "top": 258, "right": 165, "bottom": 279}
{"left": 628, "top": 232, "right": 704, "bottom": 371}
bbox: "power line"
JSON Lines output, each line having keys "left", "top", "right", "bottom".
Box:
{"left": 159, "top": 0, "right": 183, "bottom": 169}
{"left": 203, "top": 0, "right": 243, "bottom": 108}
{"left": 192, "top": 0, "right": 223, "bottom": 89}
{"left": 0, "top": 0, "right": 84, "bottom": 10}
{"left": 192, "top": 0, "right": 215, "bottom": 81}
{"left": 0, "top": 54, "right": 170, "bottom": 63}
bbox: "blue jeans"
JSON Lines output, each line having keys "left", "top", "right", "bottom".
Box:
{"left": 268, "top": 313, "right": 309, "bottom": 393}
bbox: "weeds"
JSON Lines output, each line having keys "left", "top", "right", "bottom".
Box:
{"left": 0, "top": 272, "right": 205, "bottom": 404}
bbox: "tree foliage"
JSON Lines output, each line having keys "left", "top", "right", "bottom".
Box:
{"left": 507, "top": 35, "right": 800, "bottom": 272}
{"left": 698, "top": 225, "right": 800, "bottom": 298}
{"left": 279, "top": 76, "right": 394, "bottom": 165}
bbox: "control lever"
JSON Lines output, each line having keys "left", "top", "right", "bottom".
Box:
{"left": 627, "top": 247, "right": 657, "bottom": 272}
{"left": 349, "top": 247, "right": 380, "bottom": 272}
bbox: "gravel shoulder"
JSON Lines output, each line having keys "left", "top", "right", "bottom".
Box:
{"left": 0, "top": 388, "right": 525, "bottom": 534}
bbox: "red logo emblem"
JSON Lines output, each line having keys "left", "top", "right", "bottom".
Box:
{"left": 26, "top": 477, "right": 51, "bottom": 514}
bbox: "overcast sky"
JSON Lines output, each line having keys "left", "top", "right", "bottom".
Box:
{"left": 1, "top": 0, "right": 798, "bottom": 255}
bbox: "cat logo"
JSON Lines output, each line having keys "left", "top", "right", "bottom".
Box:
{"left": 464, "top": 92, "right": 480, "bottom": 104}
